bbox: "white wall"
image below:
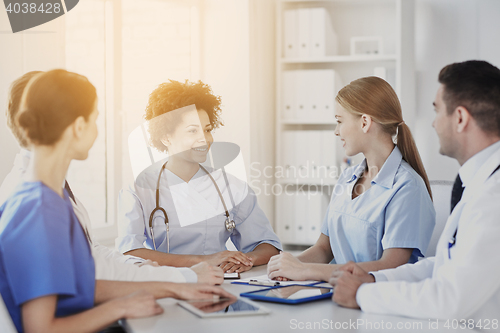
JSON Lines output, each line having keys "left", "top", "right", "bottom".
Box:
{"left": 248, "top": 0, "right": 276, "bottom": 222}
{"left": 200, "top": 0, "right": 251, "bottom": 169}
{"left": 413, "top": 0, "right": 500, "bottom": 181}
{"left": 0, "top": 12, "right": 65, "bottom": 181}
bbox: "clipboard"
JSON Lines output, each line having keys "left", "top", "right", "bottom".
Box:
{"left": 240, "top": 285, "right": 333, "bottom": 304}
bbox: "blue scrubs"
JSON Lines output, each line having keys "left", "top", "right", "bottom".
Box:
{"left": 0, "top": 182, "right": 95, "bottom": 333}
{"left": 321, "top": 147, "right": 435, "bottom": 264}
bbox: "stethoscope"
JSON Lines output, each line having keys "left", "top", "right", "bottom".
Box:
{"left": 149, "top": 161, "right": 236, "bottom": 252}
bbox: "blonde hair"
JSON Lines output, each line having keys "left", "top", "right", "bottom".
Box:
{"left": 336, "top": 76, "right": 432, "bottom": 199}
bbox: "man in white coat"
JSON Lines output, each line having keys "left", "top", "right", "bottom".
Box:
{"left": 1, "top": 71, "right": 223, "bottom": 285}
{"left": 329, "top": 60, "right": 500, "bottom": 323}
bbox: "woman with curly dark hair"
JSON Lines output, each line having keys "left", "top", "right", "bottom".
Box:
{"left": 116, "top": 80, "right": 281, "bottom": 274}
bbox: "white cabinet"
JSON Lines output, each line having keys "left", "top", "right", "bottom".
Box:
{"left": 275, "top": 0, "right": 415, "bottom": 246}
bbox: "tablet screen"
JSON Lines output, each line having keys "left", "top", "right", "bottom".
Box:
{"left": 251, "top": 285, "right": 333, "bottom": 300}
{"left": 186, "top": 298, "right": 261, "bottom": 314}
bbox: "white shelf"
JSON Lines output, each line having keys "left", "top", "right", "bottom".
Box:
{"left": 282, "top": 0, "right": 395, "bottom": 3}
{"left": 275, "top": 0, "right": 415, "bottom": 246}
{"left": 281, "top": 54, "right": 397, "bottom": 64}
{"left": 281, "top": 119, "right": 337, "bottom": 125}
{"left": 276, "top": 178, "right": 338, "bottom": 185}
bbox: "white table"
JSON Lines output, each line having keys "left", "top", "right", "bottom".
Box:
{"left": 123, "top": 265, "right": 477, "bottom": 333}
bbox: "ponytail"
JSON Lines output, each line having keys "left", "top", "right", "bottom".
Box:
{"left": 397, "top": 123, "right": 432, "bottom": 200}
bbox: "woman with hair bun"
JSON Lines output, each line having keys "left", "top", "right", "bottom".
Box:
{"left": 268, "top": 76, "right": 436, "bottom": 282}
{"left": 0, "top": 70, "right": 232, "bottom": 333}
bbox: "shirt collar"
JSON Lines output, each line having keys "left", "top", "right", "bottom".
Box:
{"left": 346, "top": 146, "right": 402, "bottom": 189}
{"left": 459, "top": 140, "right": 500, "bottom": 188}
{"left": 14, "top": 148, "right": 31, "bottom": 169}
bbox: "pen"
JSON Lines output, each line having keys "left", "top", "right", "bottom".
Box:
{"left": 249, "top": 280, "right": 280, "bottom": 286}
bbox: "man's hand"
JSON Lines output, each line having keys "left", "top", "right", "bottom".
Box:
{"left": 329, "top": 262, "right": 374, "bottom": 309}
{"left": 334, "top": 261, "right": 375, "bottom": 283}
{"left": 267, "top": 252, "right": 307, "bottom": 281}
{"left": 190, "top": 262, "right": 224, "bottom": 285}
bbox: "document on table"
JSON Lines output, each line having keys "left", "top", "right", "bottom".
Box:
{"left": 234, "top": 274, "right": 321, "bottom": 286}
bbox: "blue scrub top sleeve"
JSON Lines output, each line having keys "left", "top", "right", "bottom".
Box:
{"left": 1, "top": 201, "right": 77, "bottom": 306}
{"left": 230, "top": 186, "right": 282, "bottom": 253}
{"left": 116, "top": 187, "right": 148, "bottom": 254}
{"left": 381, "top": 179, "right": 436, "bottom": 261}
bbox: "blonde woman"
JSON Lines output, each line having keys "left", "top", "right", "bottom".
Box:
{"left": 268, "top": 76, "right": 435, "bottom": 282}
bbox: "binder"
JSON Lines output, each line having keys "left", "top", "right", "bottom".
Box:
{"left": 281, "top": 131, "right": 296, "bottom": 179}
{"left": 297, "top": 8, "right": 310, "bottom": 58}
{"left": 332, "top": 71, "right": 343, "bottom": 116}
{"left": 310, "top": 8, "right": 338, "bottom": 57}
{"left": 277, "top": 191, "right": 295, "bottom": 243}
{"left": 321, "top": 131, "right": 337, "bottom": 180}
{"left": 295, "top": 70, "right": 309, "bottom": 120}
{"left": 295, "top": 190, "right": 308, "bottom": 242}
{"left": 308, "top": 131, "right": 322, "bottom": 178}
{"left": 282, "top": 70, "right": 297, "bottom": 120}
{"left": 373, "top": 66, "right": 387, "bottom": 80}
{"left": 283, "top": 9, "right": 298, "bottom": 58}
{"left": 295, "top": 131, "right": 309, "bottom": 179}
{"left": 307, "top": 190, "right": 323, "bottom": 244}
{"left": 307, "top": 69, "right": 334, "bottom": 122}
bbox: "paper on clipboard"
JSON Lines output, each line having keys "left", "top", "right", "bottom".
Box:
{"left": 232, "top": 274, "right": 321, "bottom": 287}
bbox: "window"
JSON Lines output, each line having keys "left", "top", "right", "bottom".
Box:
{"left": 64, "top": 0, "right": 200, "bottom": 241}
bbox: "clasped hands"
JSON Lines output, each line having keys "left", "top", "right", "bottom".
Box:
{"left": 267, "top": 252, "right": 375, "bottom": 309}
{"left": 206, "top": 250, "right": 254, "bottom": 273}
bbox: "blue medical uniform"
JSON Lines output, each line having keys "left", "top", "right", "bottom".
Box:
{"left": 116, "top": 162, "right": 282, "bottom": 255}
{"left": 321, "top": 147, "right": 435, "bottom": 264}
{"left": 0, "top": 182, "right": 95, "bottom": 333}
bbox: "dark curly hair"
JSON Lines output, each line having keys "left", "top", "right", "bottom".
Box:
{"left": 145, "top": 80, "right": 223, "bottom": 153}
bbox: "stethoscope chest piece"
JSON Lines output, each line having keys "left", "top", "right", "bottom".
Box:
{"left": 225, "top": 217, "right": 236, "bottom": 232}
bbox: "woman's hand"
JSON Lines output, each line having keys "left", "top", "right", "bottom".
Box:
{"left": 205, "top": 250, "right": 252, "bottom": 267}
{"left": 171, "top": 284, "right": 236, "bottom": 301}
{"left": 137, "top": 259, "right": 160, "bottom": 267}
{"left": 219, "top": 260, "right": 253, "bottom": 273}
{"left": 113, "top": 291, "right": 164, "bottom": 319}
{"left": 190, "top": 262, "right": 224, "bottom": 285}
{"left": 267, "top": 252, "right": 308, "bottom": 281}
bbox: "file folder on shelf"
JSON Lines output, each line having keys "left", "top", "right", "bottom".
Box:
{"left": 283, "top": 7, "right": 338, "bottom": 59}
{"left": 310, "top": 7, "right": 338, "bottom": 57}
{"left": 297, "top": 8, "right": 310, "bottom": 58}
{"left": 283, "top": 9, "right": 298, "bottom": 58}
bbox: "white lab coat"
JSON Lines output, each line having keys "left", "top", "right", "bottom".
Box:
{"left": 0, "top": 149, "right": 192, "bottom": 283}
{"left": 356, "top": 142, "right": 500, "bottom": 321}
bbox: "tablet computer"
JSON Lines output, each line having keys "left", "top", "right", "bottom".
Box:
{"left": 240, "top": 285, "right": 333, "bottom": 304}
{"left": 178, "top": 297, "right": 271, "bottom": 318}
